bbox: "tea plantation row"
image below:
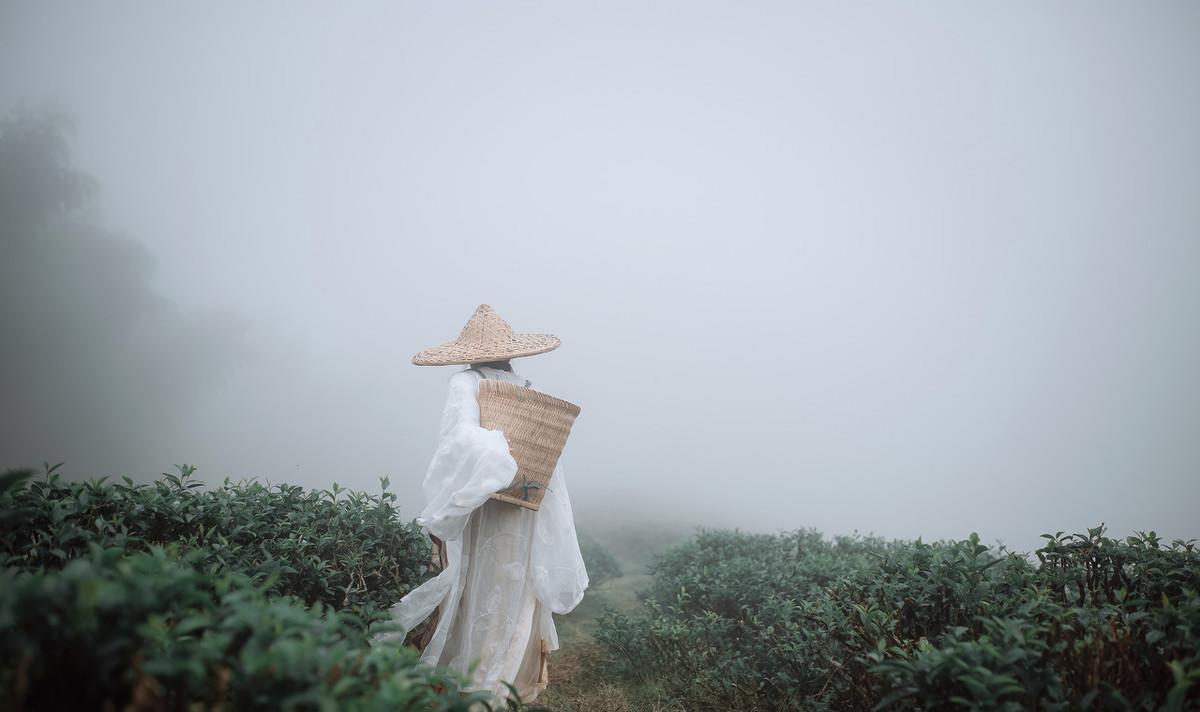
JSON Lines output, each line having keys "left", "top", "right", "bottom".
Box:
{"left": 595, "top": 527, "right": 1200, "bottom": 710}
{"left": 0, "top": 465, "right": 517, "bottom": 711}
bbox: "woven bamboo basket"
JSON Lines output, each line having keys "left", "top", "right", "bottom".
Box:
{"left": 477, "top": 379, "right": 581, "bottom": 511}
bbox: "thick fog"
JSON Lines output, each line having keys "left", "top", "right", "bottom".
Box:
{"left": 2, "top": 1, "right": 1197, "bottom": 553}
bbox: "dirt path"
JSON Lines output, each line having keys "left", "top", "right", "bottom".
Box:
{"left": 531, "top": 573, "right": 652, "bottom": 711}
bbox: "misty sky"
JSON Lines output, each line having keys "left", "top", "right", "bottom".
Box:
{"left": 2, "top": 1, "right": 1197, "bottom": 553}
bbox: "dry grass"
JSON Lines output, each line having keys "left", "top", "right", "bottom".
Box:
{"left": 533, "top": 637, "right": 685, "bottom": 712}
{"left": 530, "top": 574, "right": 677, "bottom": 711}
{"left": 526, "top": 525, "right": 692, "bottom": 711}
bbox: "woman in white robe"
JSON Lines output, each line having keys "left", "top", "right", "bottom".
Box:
{"left": 373, "top": 305, "right": 588, "bottom": 704}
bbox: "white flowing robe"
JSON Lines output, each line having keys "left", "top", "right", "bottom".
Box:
{"left": 373, "top": 365, "right": 589, "bottom": 703}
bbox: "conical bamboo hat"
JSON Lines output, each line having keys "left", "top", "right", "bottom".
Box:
{"left": 411, "top": 304, "right": 560, "bottom": 366}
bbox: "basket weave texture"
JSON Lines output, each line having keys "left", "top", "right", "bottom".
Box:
{"left": 477, "top": 379, "right": 581, "bottom": 511}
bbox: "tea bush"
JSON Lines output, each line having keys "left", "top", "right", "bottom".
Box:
{"left": 579, "top": 535, "right": 622, "bottom": 588}
{"left": 0, "top": 542, "right": 507, "bottom": 711}
{"left": 1, "top": 464, "right": 431, "bottom": 624}
{"left": 0, "top": 466, "right": 519, "bottom": 711}
{"left": 596, "top": 527, "right": 1200, "bottom": 710}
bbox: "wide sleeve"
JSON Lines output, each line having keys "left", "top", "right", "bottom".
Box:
{"left": 415, "top": 369, "right": 519, "bottom": 542}
{"left": 531, "top": 460, "right": 590, "bottom": 614}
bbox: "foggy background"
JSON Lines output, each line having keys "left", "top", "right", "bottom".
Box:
{"left": 2, "top": 1, "right": 1197, "bottom": 554}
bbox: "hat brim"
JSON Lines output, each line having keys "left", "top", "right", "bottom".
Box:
{"left": 411, "top": 333, "right": 560, "bottom": 366}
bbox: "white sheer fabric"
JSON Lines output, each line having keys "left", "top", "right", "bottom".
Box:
{"left": 373, "top": 366, "right": 589, "bottom": 703}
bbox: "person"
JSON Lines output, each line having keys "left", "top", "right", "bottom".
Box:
{"left": 372, "top": 304, "right": 588, "bottom": 705}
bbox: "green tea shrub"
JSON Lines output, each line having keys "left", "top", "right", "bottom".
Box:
{"left": 868, "top": 529, "right": 1200, "bottom": 710}
{"left": 0, "top": 467, "right": 527, "bottom": 711}
{"left": 595, "top": 528, "right": 897, "bottom": 709}
{"left": 0, "top": 542, "right": 508, "bottom": 711}
{"left": 579, "top": 534, "right": 622, "bottom": 588}
{"left": 596, "top": 526, "right": 1200, "bottom": 710}
{"left": 1, "top": 465, "right": 431, "bottom": 624}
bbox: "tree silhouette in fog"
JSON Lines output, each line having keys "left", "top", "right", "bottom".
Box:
{"left": 0, "top": 108, "right": 97, "bottom": 231}
{"left": 0, "top": 106, "right": 245, "bottom": 477}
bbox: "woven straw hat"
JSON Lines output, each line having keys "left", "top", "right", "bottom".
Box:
{"left": 411, "top": 304, "right": 560, "bottom": 366}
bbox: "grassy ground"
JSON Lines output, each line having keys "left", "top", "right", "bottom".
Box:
{"left": 531, "top": 573, "right": 650, "bottom": 711}
{"left": 531, "top": 520, "right": 694, "bottom": 711}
